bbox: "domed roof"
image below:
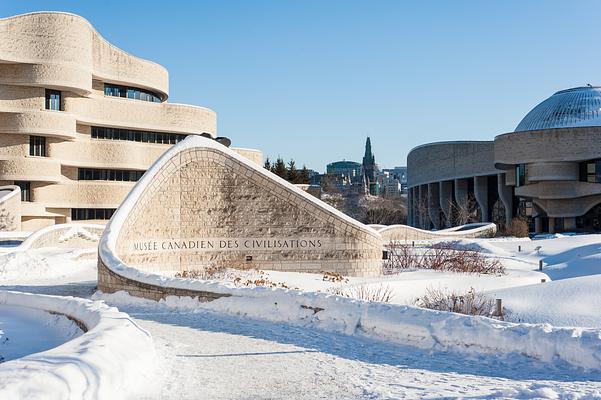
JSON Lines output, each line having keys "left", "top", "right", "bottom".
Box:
{"left": 515, "top": 86, "right": 601, "bottom": 132}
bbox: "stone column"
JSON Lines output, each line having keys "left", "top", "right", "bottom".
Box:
{"left": 474, "top": 176, "right": 489, "bottom": 222}
{"left": 454, "top": 178, "right": 468, "bottom": 206}
{"left": 535, "top": 217, "right": 543, "bottom": 233}
{"left": 428, "top": 182, "right": 441, "bottom": 230}
{"left": 564, "top": 217, "right": 576, "bottom": 232}
{"left": 418, "top": 184, "right": 425, "bottom": 229}
{"left": 548, "top": 217, "right": 556, "bottom": 234}
{"left": 439, "top": 181, "right": 453, "bottom": 228}
{"left": 454, "top": 178, "right": 469, "bottom": 225}
{"left": 407, "top": 188, "right": 413, "bottom": 226}
{"left": 497, "top": 173, "right": 513, "bottom": 225}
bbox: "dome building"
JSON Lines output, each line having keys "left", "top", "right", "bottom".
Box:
{"left": 407, "top": 85, "right": 601, "bottom": 233}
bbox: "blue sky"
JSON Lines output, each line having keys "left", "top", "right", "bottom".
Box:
{"left": 3, "top": 1, "right": 601, "bottom": 172}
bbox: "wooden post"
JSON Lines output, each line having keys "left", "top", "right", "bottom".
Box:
{"left": 539, "top": 260, "right": 543, "bottom": 271}
{"left": 495, "top": 298, "right": 503, "bottom": 319}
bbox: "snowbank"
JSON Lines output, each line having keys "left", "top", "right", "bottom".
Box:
{"left": 96, "top": 282, "right": 601, "bottom": 372}
{"left": 492, "top": 274, "right": 601, "bottom": 328}
{"left": 0, "top": 248, "right": 96, "bottom": 284}
{"left": 0, "top": 291, "right": 155, "bottom": 400}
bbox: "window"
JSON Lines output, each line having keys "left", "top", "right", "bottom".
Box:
{"left": 579, "top": 160, "right": 601, "bottom": 183}
{"left": 14, "top": 181, "right": 31, "bottom": 202}
{"left": 516, "top": 164, "right": 527, "bottom": 187}
{"left": 29, "top": 136, "right": 46, "bottom": 157}
{"left": 78, "top": 168, "right": 145, "bottom": 182}
{"left": 90, "top": 126, "right": 187, "bottom": 144}
{"left": 71, "top": 208, "right": 116, "bottom": 221}
{"left": 104, "top": 84, "right": 161, "bottom": 103}
{"left": 45, "top": 89, "right": 62, "bottom": 111}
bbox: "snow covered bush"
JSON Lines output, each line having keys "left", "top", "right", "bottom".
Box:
{"left": 384, "top": 242, "right": 505, "bottom": 275}
{"left": 414, "top": 286, "right": 496, "bottom": 317}
{"left": 328, "top": 284, "right": 394, "bottom": 303}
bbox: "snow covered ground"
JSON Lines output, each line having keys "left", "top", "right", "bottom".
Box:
{"left": 97, "top": 293, "right": 601, "bottom": 400}
{"left": 0, "top": 303, "right": 82, "bottom": 362}
{"left": 3, "top": 234, "right": 601, "bottom": 398}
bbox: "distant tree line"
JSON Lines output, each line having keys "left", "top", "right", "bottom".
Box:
{"left": 264, "top": 157, "right": 310, "bottom": 184}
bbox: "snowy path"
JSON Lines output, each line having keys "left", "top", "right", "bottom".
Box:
{"left": 116, "top": 301, "right": 601, "bottom": 399}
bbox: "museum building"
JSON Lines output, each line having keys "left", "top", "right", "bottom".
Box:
{"left": 408, "top": 85, "right": 601, "bottom": 233}
{"left": 0, "top": 12, "right": 261, "bottom": 231}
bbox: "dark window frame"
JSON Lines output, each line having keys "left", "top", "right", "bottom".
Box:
{"left": 78, "top": 168, "right": 145, "bottom": 182}
{"left": 45, "top": 89, "right": 62, "bottom": 111}
{"left": 29, "top": 136, "right": 46, "bottom": 157}
{"left": 89, "top": 126, "right": 187, "bottom": 145}
{"left": 104, "top": 84, "right": 161, "bottom": 103}
{"left": 14, "top": 181, "right": 31, "bottom": 202}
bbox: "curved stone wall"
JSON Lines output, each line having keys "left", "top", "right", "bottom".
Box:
{"left": 375, "top": 223, "right": 497, "bottom": 241}
{"left": 0, "top": 12, "right": 168, "bottom": 97}
{"left": 18, "top": 223, "right": 103, "bottom": 250}
{"left": 98, "top": 136, "right": 383, "bottom": 300}
{"left": 407, "top": 141, "right": 498, "bottom": 187}
{"left": 0, "top": 185, "right": 21, "bottom": 231}
{"left": 407, "top": 141, "right": 504, "bottom": 229}
{"left": 0, "top": 12, "right": 224, "bottom": 228}
{"left": 494, "top": 127, "right": 601, "bottom": 166}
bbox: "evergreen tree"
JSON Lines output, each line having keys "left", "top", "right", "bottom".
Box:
{"left": 299, "top": 165, "right": 310, "bottom": 184}
{"left": 287, "top": 159, "right": 298, "bottom": 183}
{"left": 273, "top": 157, "right": 287, "bottom": 179}
{"left": 263, "top": 157, "right": 271, "bottom": 171}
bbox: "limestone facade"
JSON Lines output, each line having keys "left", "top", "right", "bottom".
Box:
{"left": 0, "top": 12, "right": 261, "bottom": 231}
{"left": 98, "top": 136, "right": 383, "bottom": 299}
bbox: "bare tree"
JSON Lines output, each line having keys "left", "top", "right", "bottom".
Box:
{"left": 449, "top": 195, "right": 479, "bottom": 226}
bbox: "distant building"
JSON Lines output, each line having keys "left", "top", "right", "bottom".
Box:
{"left": 407, "top": 85, "right": 601, "bottom": 234}
{"left": 326, "top": 161, "right": 362, "bottom": 181}
{"left": 381, "top": 166, "right": 408, "bottom": 193}
{"left": 379, "top": 171, "right": 402, "bottom": 199}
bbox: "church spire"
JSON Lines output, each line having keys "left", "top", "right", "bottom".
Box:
{"left": 362, "top": 137, "right": 375, "bottom": 183}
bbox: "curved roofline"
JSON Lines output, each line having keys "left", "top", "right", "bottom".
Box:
{"left": 408, "top": 140, "right": 493, "bottom": 155}
{"left": 554, "top": 85, "right": 601, "bottom": 95}
{"left": 0, "top": 12, "right": 168, "bottom": 72}
{"left": 327, "top": 160, "right": 361, "bottom": 165}
{"left": 1, "top": 11, "right": 169, "bottom": 100}
{"left": 495, "top": 125, "right": 601, "bottom": 140}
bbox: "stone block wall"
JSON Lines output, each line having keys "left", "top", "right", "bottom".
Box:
{"left": 106, "top": 139, "right": 383, "bottom": 283}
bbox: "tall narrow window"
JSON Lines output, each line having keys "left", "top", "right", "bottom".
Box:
{"left": 516, "top": 164, "right": 527, "bottom": 187}
{"left": 14, "top": 181, "right": 31, "bottom": 202}
{"left": 45, "top": 89, "right": 62, "bottom": 111}
{"left": 29, "top": 136, "right": 46, "bottom": 157}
